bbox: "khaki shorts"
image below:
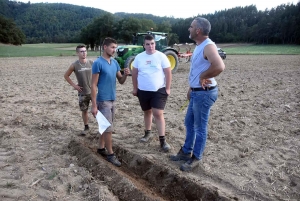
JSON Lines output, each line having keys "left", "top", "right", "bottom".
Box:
{"left": 78, "top": 94, "right": 91, "bottom": 111}
{"left": 97, "top": 101, "right": 115, "bottom": 133}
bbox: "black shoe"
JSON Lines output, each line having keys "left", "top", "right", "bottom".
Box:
{"left": 161, "top": 141, "right": 171, "bottom": 152}
{"left": 97, "top": 148, "right": 107, "bottom": 157}
{"left": 140, "top": 130, "right": 153, "bottom": 142}
{"left": 107, "top": 154, "right": 121, "bottom": 167}
{"left": 180, "top": 155, "right": 200, "bottom": 171}
{"left": 80, "top": 127, "right": 89, "bottom": 136}
{"left": 170, "top": 147, "right": 191, "bottom": 161}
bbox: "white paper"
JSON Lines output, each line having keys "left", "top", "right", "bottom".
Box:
{"left": 96, "top": 110, "right": 111, "bottom": 134}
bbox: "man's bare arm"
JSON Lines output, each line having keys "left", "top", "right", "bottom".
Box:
{"left": 131, "top": 67, "right": 138, "bottom": 96}
{"left": 163, "top": 67, "right": 172, "bottom": 95}
{"left": 200, "top": 44, "right": 225, "bottom": 87}
{"left": 116, "top": 68, "right": 130, "bottom": 84}
{"left": 91, "top": 73, "right": 99, "bottom": 117}
{"left": 64, "top": 64, "right": 83, "bottom": 91}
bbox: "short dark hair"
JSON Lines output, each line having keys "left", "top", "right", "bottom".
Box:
{"left": 144, "top": 34, "right": 154, "bottom": 42}
{"left": 102, "top": 37, "right": 117, "bottom": 47}
{"left": 76, "top": 44, "right": 86, "bottom": 52}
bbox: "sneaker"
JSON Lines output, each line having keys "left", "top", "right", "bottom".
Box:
{"left": 80, "top": 127, "right": 89, "bottom": 136}
{"left": 161, "top": 141, "right": 171, "bottom": 152}
{"left": 107, "top": 154, "right": 121, "bottom": 167}
{"left": 180, "top": 155, "right": 200, "bottom": 172}
{"left": 97, "top": 148, "right": 107, "bottom": 157}
{"left": 140, "top": 130, "right": 153, "bottom": 142}
{"left": 170, "top": 147, "right": 191, "bottom": 161}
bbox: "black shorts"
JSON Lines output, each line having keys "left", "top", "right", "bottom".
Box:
{"left": 137, "top": 87, "right": 168, "bottom": 111}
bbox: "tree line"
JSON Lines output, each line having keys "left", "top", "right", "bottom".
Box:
{"left": 0, "top": 14, "right": 25, "bottom": 45}
{"left": 0, "top": 0, "right": 299, "bottom": 46}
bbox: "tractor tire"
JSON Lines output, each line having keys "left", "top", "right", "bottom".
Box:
{"left": 124, "top": 56, "right": 135, "bottom": 75}
{"left": 164, "top": 50, "right": 179, "bottom": 73}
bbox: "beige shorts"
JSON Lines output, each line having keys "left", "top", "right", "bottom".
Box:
{"left": 97, "top": 101, "right": 115, "bottom": 133}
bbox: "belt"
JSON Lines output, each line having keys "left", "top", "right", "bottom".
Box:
{"left": 190, "top": 86, "right": 217, "bottom": 91}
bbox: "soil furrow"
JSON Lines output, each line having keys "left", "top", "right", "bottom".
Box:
{"left": 69, "top": 138, "right": 237, "bottom": 201}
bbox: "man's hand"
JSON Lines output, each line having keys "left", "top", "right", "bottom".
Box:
{"left": 187, "top": 88, "right": 191, "bottom": 100}
{"left": 132, "top": 89, "right": 138, "bottom": 96}
{"left": 165, "top": 88, "right": 171, "bottom": 95}
{"left": 199, "top": 78, "right": 212, "bottom": 89}
{"left": 91, "top": 105, "right": 98, "bottom": 118}
{"left": 74, "top": 84, "right": 83, "bottom": 92}
{"left": 124, "top": 68, "right": 130, "bottom": 76}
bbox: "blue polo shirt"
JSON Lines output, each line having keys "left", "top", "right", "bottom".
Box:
{"left": 92, "top": 56, "right": 120, "bottom": 101}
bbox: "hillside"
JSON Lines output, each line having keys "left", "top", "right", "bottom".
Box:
{"left": 0, "top": 0, "right": 109, "bottom": 43}
{"left": 1, "top": 0, "right": 299, "bottom": 44}
{"left": 0, "top": 0, "right": 179, "bottom": 44}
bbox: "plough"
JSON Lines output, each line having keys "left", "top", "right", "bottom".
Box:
{"left": 173, "top": 43, "right": 195, "bottom": 63}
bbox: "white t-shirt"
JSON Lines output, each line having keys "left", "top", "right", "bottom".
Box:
{"left": 133, "top": 51, "right": 170, "bottom": 91}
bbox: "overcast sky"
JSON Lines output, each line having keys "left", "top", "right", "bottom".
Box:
{"left": 18, "top": 0, "right": 299, "bottom": 18}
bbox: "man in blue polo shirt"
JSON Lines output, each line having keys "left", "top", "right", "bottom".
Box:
{"left": 91, "top": 37, "right": 130, "bottom": 167}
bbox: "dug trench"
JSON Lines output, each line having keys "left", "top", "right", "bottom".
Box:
{"left": 68, "top": 137, "right": 238, "bottom": 201}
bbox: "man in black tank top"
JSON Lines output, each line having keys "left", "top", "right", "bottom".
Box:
{"left": 64, "top": 44, "right": 94, "bottom": 136}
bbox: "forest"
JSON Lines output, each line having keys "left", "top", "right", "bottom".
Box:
{"left": 0, "top": 0, "right": 299, "bottom": 46}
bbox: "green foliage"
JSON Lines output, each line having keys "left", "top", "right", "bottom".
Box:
{"left": 0, "top": 0, "right": 299, "bottom": 45}
{"left": 0, "top": 0, "right": 108, "bottom": 43}
{"left": 118, "top": 17, "right": 142, "bottom": 44}
{"left": 172, "top": 4, "right": 300, "bottom": 45}
{"left": 80, "top": 13, "right": 116, "bottom": 50}
{"left": 168, "top": 33, "right": 179, "bottom": 46}
{"left": 114, "top": 12, "right": 179, "bottom": 24}
{"left": 157, "top": 21, "right": 172, "bottom": 33}
{"left": 93, "top": 13, "right": 115, "bottom": 44}
{"left": 140, "top": 19, "right": 156, "bottom": 32}
{"left": 205, "top": 4, "right": 300, "bottom": 44}
{"left": 0, "top": 15, "right": 25, "bottom": 45}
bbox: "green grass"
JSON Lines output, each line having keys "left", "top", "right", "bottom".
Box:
{"left": 0, "top": 43, "right": 299, "bottom": 57}
{"left": 222, "top": 44, "right": 300, "bottom": 55}
{"left": 0, "top": 43, "right": 102, "bottom": 57}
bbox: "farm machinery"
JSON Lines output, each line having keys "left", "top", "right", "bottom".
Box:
{"left": 115, "top": 31, "right": 226, "bottom": 74}
{"left": 174, "top": 43, "right": 227, "bottom": 61}
{"left": 173, "top": 43, "right": 194, "bottom": 63}
{"left": 115, "top": 31, "right": 180, "bottom": 73}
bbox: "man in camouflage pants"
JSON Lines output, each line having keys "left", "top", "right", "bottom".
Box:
{"left": 64, "top": 44, "right": 93, "bottom": 135}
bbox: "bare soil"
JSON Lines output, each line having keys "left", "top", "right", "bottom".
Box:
{"left": 0, "top": 54, "right": 299, "bottom": 201}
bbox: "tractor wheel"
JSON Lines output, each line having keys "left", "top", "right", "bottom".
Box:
{"left": 164, "top": 50, "right": 179, "bottom": 73}
{"left": 124, "top": 56, "right": 135, "bottom": 75}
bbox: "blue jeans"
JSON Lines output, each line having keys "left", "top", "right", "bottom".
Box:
{"left": 182, "top": 87, "right": 218, "bottom": 160}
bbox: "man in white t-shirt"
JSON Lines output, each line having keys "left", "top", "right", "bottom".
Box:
{"left": 131, "top": 34, "right": 172, "bottom": 152}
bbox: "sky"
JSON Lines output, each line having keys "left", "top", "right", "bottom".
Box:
{"left": 18, "top": 0, "right": 299, "bottom": 18}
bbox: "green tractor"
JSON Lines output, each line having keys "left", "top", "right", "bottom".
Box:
{"left": 115, "top": 31, "right": 179, "bottom": 74}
